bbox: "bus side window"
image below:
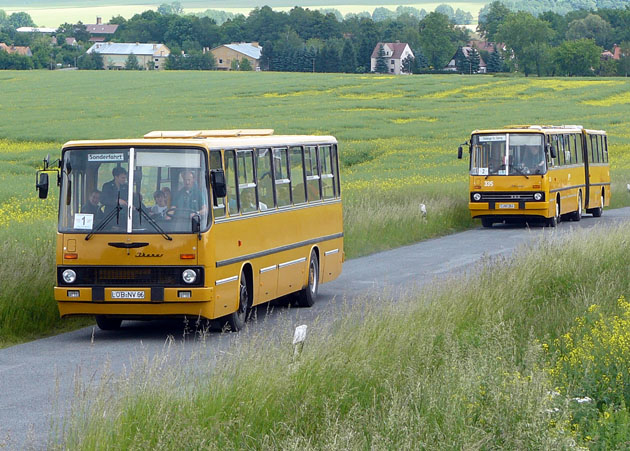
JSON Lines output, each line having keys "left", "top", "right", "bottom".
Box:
{"left": 594, "top": 136, "right": 601, "bottom": 163}
{"left": 224, "top": 150, "right": 238, "bottom": 216}
{"left": 289, "top": 146, "right": 306, "bottom": 204}
{"left": 598, "top": 136, "right": 604, "bottom": 163}
{"left": 332, "top": 145, "right": 341, "bottom": 197}
{"left": 211, "top": 150, "right": 226, "bottom": 218}
{"left": 257, "top": 148, "right": 274, "bottom": 209}
{"left": 573, "top": 134, "right": 582, "bottom": 164}
{"left": 237, "top": 149, "right": 257, "bottom": 214}
{"left": 564, "top": 134, "right": 572, "bottom": 164}
{"left": 319, "top": 145, "right": 335, "bottom": 200}
{"left": 305, "top": 145, "right": 321, "bottom": 202}
{"left": 273, "top": 148, "right": 291, "bottom": 207}
{"left": 603, "top": 136, "right": 608, "bottom": 163}
{"left": 590, "top": 135, "right": 596, "bottom": 162}
{"left": 554, "top": 135, "right": 564, "bottom": 166}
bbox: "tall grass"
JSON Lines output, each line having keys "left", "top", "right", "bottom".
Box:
{"left": 54, "top": 224, "right": 630, "bottom": 449}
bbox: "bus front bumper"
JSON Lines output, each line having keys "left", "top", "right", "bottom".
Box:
{"left": 469, "top": 201, "right": 552, "bottom": 218}
{"left": 55, "top": 286, "right": 215, "bottom": 318}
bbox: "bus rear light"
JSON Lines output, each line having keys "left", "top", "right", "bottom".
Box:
{"left": 180, "top": 254, "right": 195, "bottom": 260}
{"left": 178, "top": 291, "right": 192, "bottom": 298}
{"left": 64, "top": 253, "right": 78, "bottom": 259}
{"left": 67, "top": 290, "right": 80, "bottom": 298}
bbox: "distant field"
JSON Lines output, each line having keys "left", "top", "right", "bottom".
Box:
{"left": 1, "top": 1, "right": 486, "bottom": 27}
{"left": 2, "top": 71, "right": 630, "bottom": 345}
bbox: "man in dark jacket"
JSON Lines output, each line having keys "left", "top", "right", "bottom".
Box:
{"left": 101, "top": 167, "right": 129, "bottom": 213}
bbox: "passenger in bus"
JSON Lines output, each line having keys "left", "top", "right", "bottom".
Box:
{"left": 173, "top": 170, "right": 207, "bottom": 217}
{"left": 241, "top": 189, "right": 267, "bottom": 212}
{"left": 149, "top": 190, "right": 170, "bottom": 220}
{"left": 522, "top": 146, "right": 545, "bottom": 173}
{"left": 81, "top": 190, "right": 104, "bottom": 220}
{"left": 101, "top": 167, "right": 129, "bottom": 212}
{"left": 161, "top": 186, "right": 172, "bottom": 207}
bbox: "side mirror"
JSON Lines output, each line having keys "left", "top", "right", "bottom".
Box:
{"left": 457, "top": 146, "right": 463, "bottom": 159}
{"left": 36, "top": 172, "right": 49, "bottom": 199}
{"left": 210, "top": 169, "right": 227, "bottom": 203}
{"left": 549, "top": 145, "right": 557, "bottom": 159}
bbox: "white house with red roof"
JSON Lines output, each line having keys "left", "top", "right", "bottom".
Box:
{"left": 370, "top": 42, "right": 414, "bottom": 74}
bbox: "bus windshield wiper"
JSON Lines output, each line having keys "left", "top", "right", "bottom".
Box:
{"left": 509, "top": 164, "right": 529, "bottom": 179}
{"left": 85, "top": 195, "right": 123, "bottom": 241}
{"left": 136, "top": 204, "right": 172, "bottom": 241}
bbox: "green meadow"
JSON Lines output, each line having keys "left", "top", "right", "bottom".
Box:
{"left": 1, "top": 71, "right": 630, "bottom": 347}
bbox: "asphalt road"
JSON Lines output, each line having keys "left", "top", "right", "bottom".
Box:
{"left": 3, "top": 208, "right": 630, "bottom": 448}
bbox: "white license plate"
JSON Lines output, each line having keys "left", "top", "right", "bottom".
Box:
{"left": 498, "top": 203, "right": 516, "bottom": 209}
{"left": 111, "top": 290, "right": 145, "bottom": 299}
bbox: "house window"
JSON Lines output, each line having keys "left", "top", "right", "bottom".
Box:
{"left": 219, "top": 59, "right": 223, "bottom": 64}
{"left": 391, "top": 59, "right": 394, "bottom": 64}
{"left": 154, "top": 58, "right": 158, "bottom": 62}
{"left": 155, "top": 65, "right": 159, "bottom": 69}
{"left": 390, "top": 68, "right": 394, "bottom": 73}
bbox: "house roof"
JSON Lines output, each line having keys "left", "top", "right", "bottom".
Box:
{"left": 85, "top": 24, "right": 118, "bottom": 35}
{"left": 16, "top": 27, "right": 56, "bottom": 33}
{"left": 87, "top": 42, "right": 170, "bottom": 57}
{"left": 370, "top": 42, "right": 410, "bottom": 60}
{"left": 454, "top": 46, "right": 487, "bottom": 67}
{"left": 0, "top": 43, "right": 32, "bottom": 56}
{"left": 214, "top": 43, "right": 262, "bottom": 60}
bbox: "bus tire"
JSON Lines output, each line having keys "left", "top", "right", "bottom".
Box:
{"left": 95, "top": 316, "right": 122, "bottom": 331}
{"left": 592, "top": 192, "right": 604, "bottom": 217}
{"left": 571, "top": 192, "right": 582, "bottom": 221}
{"left": 547, "top": 197, "right": 560, "bottom": 228}
{"left": 481, "top": 218, "right": 493, "bottom": 228}
{"left": 225, "top": 270, "right": 251, "bottom": 332}
{"left": 296, "top": 250, "right": 319, "bottom": 308}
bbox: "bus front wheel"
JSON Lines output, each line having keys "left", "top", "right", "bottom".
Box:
{"left": 296, "top": 250, "right": 319, "bottom": 307}
{"left": 547, "top": 198, "right": 560, "bottom": 228}
{"left": 95, "top": 316, "right": 122, "bottom": 331}
{"left": 225, "top": 271, "right": 251, "bottom": 332}
{"left": 571, "top": 192, "right": 582, "bottom": 221}
{"left": 592, "top": 192, "right": 604, "bottom": 217}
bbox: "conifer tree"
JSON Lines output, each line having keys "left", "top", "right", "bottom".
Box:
{"left": 374, "top": 44, "right": 389, "bottom": 73}
{"left": 341, "top": 39, "right": 357, "bottom": 73}
{"left": 468, "top": 48, "right": 480, "bottom": 73}
{"left": 454, "top": 47, "right": 467, "bottom": 72}
{"left": 487, "top": 46, "right": 503, "bottom": 73}
{"left": 124, "top": 53, "right": 141, "bottom": 70}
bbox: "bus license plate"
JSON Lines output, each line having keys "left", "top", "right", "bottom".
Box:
{"left": 498, "top": 203, "right": 516, "bottom": 209}
{"left": 111, "top": 290, "right": 145, "bottom": 299}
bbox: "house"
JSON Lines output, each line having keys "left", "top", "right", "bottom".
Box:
{"left": 65, "top": 37, "right": 78, "bottom": 47}
{"left": 85, "top": 17, "right": 119, "bottom": 43}
{"left": 370, "top": 42, "right": 414, "bottom": 74}
{"left": 445, "top": 46, "right": 487, "bottom": 73}
{"left": 16, "top": 27, "right": 56, "bottom": 34}
{"left": 210, "top": 42, "right": 262, "bottom": 70}
{"left": 0, "top": 43, "right": 32, "bottom": 57}
{"left": 86, "top": 42, "right": 170, "bottom": 70}
{"left": 601, "top": 44, "right": 622, "bottom": 61}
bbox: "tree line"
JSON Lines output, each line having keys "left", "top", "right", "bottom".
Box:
{"left": 0, "top": 2, "right": 629, "bottom": 76}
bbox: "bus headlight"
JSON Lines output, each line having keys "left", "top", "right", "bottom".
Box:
{"left": 62, "top": 269, "right": 77, "bottom": 284}
{"left": 472, "top": 193, "right": 482, "bottom": 201}
{"left": 182, "top": 269, "right": 197, "bottom": 284}
{"left": 534, "top": 192, "right": 543, "bottom": 201}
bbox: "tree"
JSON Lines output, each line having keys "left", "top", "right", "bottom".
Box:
{"left": 125, "top": 53, "right": 141, "bottom": 70}
{"left": 158, "top": 2, "right": 183, "bottom": 15}
{"left": 617, "top": 41, "right": 630, "bottom": 76}
{"left": 411, "top": 47, "right": 428, "bottom": 72}
{"left": 239, "top": 58, "right": 253, "bottom": 71}
{"left": 374, "top": 44, "right": 388, "bottom": 73}
{"left": 434, "top": 4, "right": 455, "bottom": 23}
{"left": 553, "top": 38, "right": 601, "bottom": 76}
{"left": 477, "top": 1, "right": 511, "bottom": 42}
{"left": 402, "top": 54, "right": 414, "bottom": 73}
{"left": 454, "top": 46, "right": 468, "bottom": 72}
{"left": 419, "top": 12, "right": 465, "bottom": 70}
{"left": 340, "top": 38, "right": 357, "bottom": 73}
{"left": 78, "top": 53, "right": 104, "bottom": 70}
{"left": 468, "top": 47, "right": 480, "bottom": 73}
{"left": 486, "top": 46, "right": 504, "bottom": 73}
{"left": 230, "top": 58, "right": 240, "bottom": 70}
{"left": 496, "top": 11, "right": 554, "bottom": 76}
{"left": 8, "top": 12, "right": 35, "bottom": 28}
{"left": 566, "top": 14, "right": 613, "bottom": 49}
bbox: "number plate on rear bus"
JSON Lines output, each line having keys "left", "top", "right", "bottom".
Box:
{"left": 498, "top": 203, "right": 516, "bottom": 209}
{"left": 111, "top": 291, "right": 145, "bottom": 299}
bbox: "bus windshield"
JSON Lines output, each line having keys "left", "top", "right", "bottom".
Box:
{"left": 59, "top": 147, "right": 210, "bottom": 235}
{"left": 470, "top": 133, "right": 545, "bottom": 176}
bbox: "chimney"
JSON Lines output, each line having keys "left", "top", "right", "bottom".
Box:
{"left": 251, "top": 42, "right": 259, "bottom": 47}
{"left": 96, "top": 16, "right": 102, "bottom": 25}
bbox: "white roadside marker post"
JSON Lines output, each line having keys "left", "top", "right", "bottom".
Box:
{"left": 292, "top": 324, "right": 308, "bottom": 362}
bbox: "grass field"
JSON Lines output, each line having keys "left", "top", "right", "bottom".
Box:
{"left": 54, "top": 225, "right": 630, "bottom": 449}
{"left": 1, "top": 2, "right": 487, "bottom": 27}
{"left": 1, "top": 71, "right": 630, "bottom": 348}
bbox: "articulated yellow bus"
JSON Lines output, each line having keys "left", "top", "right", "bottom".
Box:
{"left": 458, "top": 125, "right": 610, "bottom": 227}
{"left": 36, "top": 130, "right": 343, "bottom": 331}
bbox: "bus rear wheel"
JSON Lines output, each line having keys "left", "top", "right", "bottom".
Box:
{"left": 95, "top": 316, "right": 122, "bottom": 331}
{"left": 592, "top": 192, "right": 604, "bottom": 217}
{"left": 296, "top": 250, "right": 319, "bottom": 307}
{"left": 225, "top": 271, "right": 250, "bottom": 332}
{"left": 481, "top": 218, "right": 493, "bottom": 228}
{"left": 570, "top": 192, "right": 582, "bottom": 221}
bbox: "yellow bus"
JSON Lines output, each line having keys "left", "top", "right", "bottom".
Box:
{"left": 36, "top": 129, "right": 344, "bottom": 331}
{"left": 458, "top": 125, "right": 610, "bottom": 228}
